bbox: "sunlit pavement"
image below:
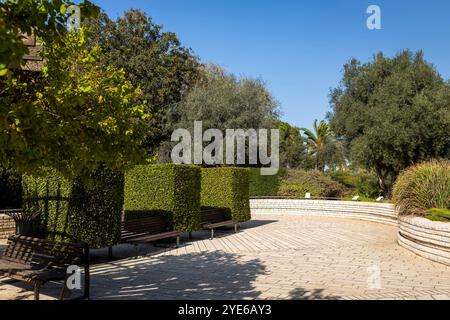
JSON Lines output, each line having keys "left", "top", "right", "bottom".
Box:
{"left": 2, "top": 215, "right": 450, "bottom": 300}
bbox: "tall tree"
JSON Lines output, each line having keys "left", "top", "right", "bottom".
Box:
{"left": 301, "top": 119, "right": 344, "bottom": 171}
{"left": 160, "top": 65, "right": 279, "bottom": 163}
{"left": 87, "top": 9, "right": 201, "bottom": 152}
{"left": 271, "top": 119, "right": 306, "bottom": 169}
{"left": 328, "top": 50, "right": 450, "bottom": 195}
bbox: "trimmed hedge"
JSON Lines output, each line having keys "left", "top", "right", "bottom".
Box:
{"left": 201, "top": 167, "right": 250, "bottom": 222}
{"left": 22, "top": 167, "right": 124, "bottom": 248}
{"left": 124, "top": 164, "right": 201, "bottom": 232}
{"left": 248, "top": 167, "right": 282, "bottom": 197}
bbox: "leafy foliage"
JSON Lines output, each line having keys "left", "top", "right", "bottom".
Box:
{"left": 87, "top": 9, "right": 201, "bottom": 152}
{"left": 22, "top": 166, "right": 124, "bottom": 248}
{"left": 329, "top": 168, "right": 381, "bottom": 198}
{"left": 1, "top": 28, "right": 150, "bottom": 178}
{"left": 248, "top": 167, "right": 284, "bottom": 197}
{"left": 201, "top": 167, "right": 251, "bottom": 222}
{"left": 328, "top": 50, "right": 450, "bottom": 195}
{"left": 0, "top": 0, "right": 98, "bottom": 75}
{"left": 160, "top": 66, "right": 279, "bottom": 162}
{"left": 392, "top": 160, "right": 450, "bottom": 216}
{"left": 425, "top": 208, "right": 450, "bottom": 222}
{"left": 301, "top": 119, "right": 345, "bottom": 171}
{"left": 278, "top": 169, "right": 349, "bottom": 198}
{"left": 124, "top": 164, "right": 201, "bottom": 232}
{"left": 271, "top": 119, "right": 305, "bottom": 169}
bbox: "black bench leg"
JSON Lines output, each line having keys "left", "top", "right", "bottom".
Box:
{"left": 134, "top": 243, "right": 139, "bottom": 258}
{"left": 234, "top": 224, "right": 238, "bottom": 233}
{"left": 211, "top": 229, "right": 214, "bottom": 240}
{"left": 34, "top": 281, "right": 42, "bottom": 301}
{"left": 59, "top": 279, "right": 68, "bottom": 300}
{"left": 176, "top": 236, "right": 180, "bottom": 247}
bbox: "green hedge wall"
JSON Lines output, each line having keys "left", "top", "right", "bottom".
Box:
{"left": 22, "top": 167, "right": 124, "bottom": 248}
{"left": 124, "top": 164, "right": 201, "bottom": 232}
{"left": 248, "top": 167, "right": 283, "bottom": 197}
{"left": 201, "top": 167, "right": 251, "bottom": 222}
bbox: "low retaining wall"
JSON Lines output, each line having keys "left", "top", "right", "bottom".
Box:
{"left": 398, "top": 216, "right": 450, "bottom": 266}
{"left": 0, "top": 214, "right": 15, "bottom": 239}
{"left": 250, "top": 199, "right": 398, "bottom": 225}
{"left": 250, "top": 198, "right": 450, "bottom": 266}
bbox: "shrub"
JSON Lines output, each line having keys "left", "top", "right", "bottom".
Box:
{"left": 201, "top": 167, "right": 250, "bottom": 222}
{"left": 329, "top": 169, "right": 381, "bottom": 198}
{"left": 248, "top": 167, "right": 284, "bottom": 197}
{"left": 22, "top": 167, "right": 124, "bottom": 248}
{"left": 425, "top": 208, "right": 450, "bottom": 222}
{"left": 392, "top": 160, "right": 450, "bottom": 216}
{"left": 124, "top": 164, "right": 201, "bottom": 232}
{"left": 278, "top": 169, "right": 348, "bottom": 198}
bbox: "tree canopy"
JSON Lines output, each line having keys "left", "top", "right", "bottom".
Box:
{"left": 328, "top": 50, "right": 450, "bottom": 195}
{"left": 0, "top": 0, "right": 98, "bottom": 75}
{"left": 271, "top": 119, "right": 305, "bottom": 169}
{"left": 87, "top": 9, "right": 201, "bottom": 152}
{"left": 0, "top": 3, "right": 150, "bottom": 178}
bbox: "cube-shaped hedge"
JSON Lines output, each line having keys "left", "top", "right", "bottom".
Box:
{"left": 22, "top": 167, "right": 124, "bottom": 249}
{"left": 248, "top": 167, "right": 282, "bottom": 197}
{"left": 201, "top": 167, "right": 251, "bottom": 222}
{"left": 124, "top": 164, "right": 201, "bottom": 232}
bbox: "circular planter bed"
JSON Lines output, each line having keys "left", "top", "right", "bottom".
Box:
{"left": 398, "top": 216, "right": 450, "bottom": 266}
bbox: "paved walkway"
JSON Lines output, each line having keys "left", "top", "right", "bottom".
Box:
{"left": 2, "top": 214, "right": 450, "bottom": 300}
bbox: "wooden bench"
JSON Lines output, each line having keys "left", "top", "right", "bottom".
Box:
{"left": 201, "top": 208, "right": 238, "bottom": 239}
{"left": 119, "top": 215, "right": 181, "bottom": 255}
{"left": 0, "top": 235, "right": 89, "bottom": 300}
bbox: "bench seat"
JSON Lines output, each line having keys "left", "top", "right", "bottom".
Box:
{"left": 116, "top": 215, "right": 181, "bottom": 257}
{"left": 0, "top": 235, "right": 89, "bottom": 300}
{"left": 122, "top": 230, "right": 180, "bottom": 244}
{"left": 201, "top": 208, "right": 239, "bottom": 239}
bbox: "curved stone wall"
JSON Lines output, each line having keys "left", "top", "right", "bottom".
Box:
{"left": 250, "top": 198, "right": 398, "bottom": 225}
{"left": 398, "top": 216, "right": 450, "bottom": 266}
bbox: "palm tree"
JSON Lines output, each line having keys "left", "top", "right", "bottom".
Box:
{"left": 301, "top": 119, "right": 333, "bottom": 171}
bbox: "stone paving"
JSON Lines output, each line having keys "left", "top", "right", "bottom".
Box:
{"left": 1, "top": 214, "right": 450, "bottom": 300}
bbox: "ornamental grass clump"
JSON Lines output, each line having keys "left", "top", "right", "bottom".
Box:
{"left": 392, "top": 160, "right": 450, "bottom": 216}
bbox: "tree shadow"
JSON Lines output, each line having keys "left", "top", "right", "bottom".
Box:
{"left": 89, "top": 250, "right": 267, "bottom": 300}
{"left": 241, "top": 219, "right": 278, "bottom": 229}
{"left": 289, "top": 287, "right": 341, "bottom": 300}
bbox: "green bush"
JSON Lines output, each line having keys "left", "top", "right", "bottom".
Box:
{"left": 124, "top": 164, "right": 201, "bottom": 232}
{"left": 201, "top": 167, "right": 250, "bottom": 222}
{"left": 392, "top": 160, "right": 450, "bottom": 216}
{"left": 329, "top": 169, "right": 381, "bottom": 198}
{"left": 425, "top": 208, "right": 450, "bottom": 222}
{"left": 22, "top": 167, "right": 124, "bottom": 248}
{"left": 278, "top": 169, "right": 348, "bottom": 198}
{"left": 248, "top": 167, "right": 284, "bottom": 197}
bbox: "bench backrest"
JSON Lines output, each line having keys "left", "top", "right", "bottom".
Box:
{"left": 2, "top": 235, "right": 87, "bottom": 269}
{"left": 122, "top": 215, "right": 171, "bottom": 235}
{"left": 201, "top": 208, "right": 229, "bottom": 224}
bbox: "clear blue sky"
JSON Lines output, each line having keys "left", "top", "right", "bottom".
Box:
{"left": 90, "top": 0, "right": 450, "bottom": 130}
